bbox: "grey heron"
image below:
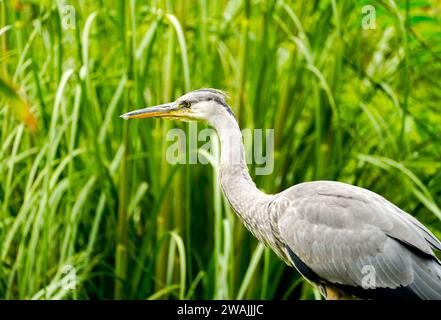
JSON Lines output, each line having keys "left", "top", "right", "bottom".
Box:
{"left": 121, "top": 89, "right": 441, "bottom": 300}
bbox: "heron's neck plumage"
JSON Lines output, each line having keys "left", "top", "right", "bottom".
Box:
{"left": 209, "top": 112, "right": 274, "bottom": 244}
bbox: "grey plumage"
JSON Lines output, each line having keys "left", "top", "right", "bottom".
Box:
{"left": 121, "top": 88, "right": 441, "bottom": 299}
{"left": 276, "top": 181, "right": 441, "bottom": 299}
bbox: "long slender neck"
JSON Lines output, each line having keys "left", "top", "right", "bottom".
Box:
{"left": 209, "top": 113, "right": 273, "bottom": 240}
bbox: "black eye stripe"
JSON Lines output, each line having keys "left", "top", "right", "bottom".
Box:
{"left": 210, "top": 97, "right": 235, "bottom": 117}
{"left": 178, "top": 95, "right": 236, "bottom": 120}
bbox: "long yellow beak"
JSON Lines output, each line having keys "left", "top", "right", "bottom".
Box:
{"left": 120, "top": 102, "right": 178, "bottom": 119}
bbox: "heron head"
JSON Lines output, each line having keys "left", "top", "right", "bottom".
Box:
{"left": 120, "top": 88, "right": 235, "bottom": 124}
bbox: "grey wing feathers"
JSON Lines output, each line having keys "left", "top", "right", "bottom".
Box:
{"left": 403, "top": 213, "right": 441, "bottom": 252}
{"left": 276, "top": 181, "right": 441, "bottom": 299}
{"left": 410, "top": 257, "right": 441, "bottom": 299}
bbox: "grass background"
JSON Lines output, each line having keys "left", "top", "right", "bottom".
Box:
{"left": 1, "top": 0, "right": 441, "bottom": 299}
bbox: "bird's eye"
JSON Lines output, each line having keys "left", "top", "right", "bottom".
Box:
{"left": 182, "top": 101, "right": 191, "bottom": 108}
